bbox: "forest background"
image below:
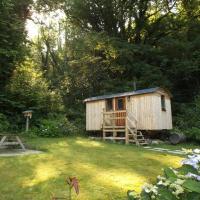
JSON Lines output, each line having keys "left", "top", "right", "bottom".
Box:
{"left": 0, "top": 0, "right": 200, "bottom": 140}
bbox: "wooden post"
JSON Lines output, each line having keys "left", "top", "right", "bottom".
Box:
{"left": 0, "top": 136, "right": 7, "bottom": 147}
{"left": 23, "top": 110, "right": 32, "bottom": 132}
{"left": 113, "top": 131, "right": 117, "bottom": 143}
{"left": 125, "top": 113, "right": 129, "bottom": 144}
{"left": 25, "top": 117, "right": 29, "bottom": 132}
{"left": 16, "top": 136, "right": 26, "bottom": 150}
{"left": 103, "top": 109, "right": 105, "bottom": 140}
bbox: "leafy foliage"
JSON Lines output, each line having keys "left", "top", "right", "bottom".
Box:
{"left": 0, "top": 59, "right": 64, "bottom": 131}
{"left": 0, "top": 113, "right": 10, "bottom": 132}
{"left": 1, "top": 0, "right": 200, "bottom": 138}
{"left": 0, "top": 0, "right": 32, "bottom": 90}
{"left": 34, "top": 114, "right": 81, "bottom": 137}
{"left": 175, "top": 95, "right": 200, "bottom": 141}
{"left": 128, "top": 149, "right": 200, "bottom": 200}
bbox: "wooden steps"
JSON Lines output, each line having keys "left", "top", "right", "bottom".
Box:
{"left": 102, "top": 110, "right": 148, "bottom": 146}
{"left": 103, "top": 129, "right": 126, "bottom": 132}
{"left": 104, "top": 137, "right": 125, "bottom": 140}
{"left": 127, "top": 129, "right": 148, "bottom": 146}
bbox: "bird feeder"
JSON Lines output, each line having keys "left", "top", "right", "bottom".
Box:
{"left": 22, "top": 110, "right": 33, "bottom": 132}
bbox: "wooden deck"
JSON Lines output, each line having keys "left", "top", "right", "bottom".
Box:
{"left": 102, "top": 110, "right": 148, "bottom": 146}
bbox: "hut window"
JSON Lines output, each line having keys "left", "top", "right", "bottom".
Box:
{"left": 117, "top": 98, "right": 124, "bottom": 110}
{"left": 161, "top": 95, "right": 166, "bottom": 111}
{"left": 106, "top": 99, "right": 113, "bottom": 111}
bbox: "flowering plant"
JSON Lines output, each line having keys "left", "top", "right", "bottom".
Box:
{"left": 128, "top": 149, "right": 200, "bottom": 200}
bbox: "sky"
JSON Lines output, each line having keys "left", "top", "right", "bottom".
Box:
{"left": 26, "top": 18, "right": 39, "bottom": 39}
{"left": 26, "top": 10, "right": 65, "bottom": 39}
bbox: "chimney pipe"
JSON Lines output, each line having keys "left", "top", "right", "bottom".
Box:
{"left": 133, "top": 81, "right": 137, "bottom": 91}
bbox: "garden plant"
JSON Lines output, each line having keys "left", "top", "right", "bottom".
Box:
{"left": 128, "top": 149, "right": 200, "bottom": 200}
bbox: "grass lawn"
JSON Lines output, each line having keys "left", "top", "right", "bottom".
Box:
{"left": 0, "top": 137, "right": 184, "bottom": 200}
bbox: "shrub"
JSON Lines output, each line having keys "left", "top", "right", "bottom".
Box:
{"left": 35, "top": 115, "right": 81, "bottom": 137}
{"left": 175, "top": 95, "right": 200, "bottom": 142}
{"left": 0, "top": 113, "right": 10, "bottom": 132}
{"left": 2, "top": 59, "right": 64, "bottom": 129}
{"left": 128, "top": 149, "right": 200, "bottom": 200}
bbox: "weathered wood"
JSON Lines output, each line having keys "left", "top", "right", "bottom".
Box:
{"left": 16, "top": 136, "right": 26, "bottom": 150}
{"left": 125, "top": 113, "right": 129, "bottom": 144}
{"left": 103, "top": 110, "right": 126, "bottom": 114}
{"left": 2, "top": 142, "right": 20, "bottom": 145}
{"left": 103, "top": 126, "right": 125, "bottom": 128}
{"left": 104, "top": 137, "right": 125, "bottom": 140}
{"left": 0, "top": 136, "right": 7, "bottom": 146}
{"left": 104, "top": 117, "right": 126, "bottom": 119}
{"left": 104, "top": 129, "right": 125, "bottom": 132}
{"left": 86, "top": 100, "right": 105, "bottom": 131}
{"left": 0, "top": 135, "right": 26, "bottom": 150}
{"left": 86, "top": 88, "right": 172, "bottom": 131}
{"left": 128, "top": 92, "right": 172, "bottom": 130}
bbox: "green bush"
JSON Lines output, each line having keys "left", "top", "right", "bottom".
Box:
{"left": 175, "top": 95, "right": 200, "bottom": 141}
{"left": 0, "top": 113, "right": 10, "bottom": 132}
{"left": 128, "top": 149, "right": 200, "bottom": 200}
{"left": 1, "top": 59, "right": 64, "bottom": 130}
{"left": 184, "top": 127, "right": 200, "bottom": 141}
{"left": 35, "top": 115, "right": 81, "bottom": 137}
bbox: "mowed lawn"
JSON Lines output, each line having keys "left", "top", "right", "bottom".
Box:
{"left": 0, "top": 137, "right": 183, "bottom": 200}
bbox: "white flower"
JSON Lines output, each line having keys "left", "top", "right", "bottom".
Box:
{"left": 142, "top": 183, "right": 158, "bottom": 195}
{"left": 177, "top": 174, "right": 186, "bottom": 179}
{"left": 157, "top": 178, "right": 171, "bottom": 186}
{"left": 182, "top": 154, "right": 200, "bottom": 169}
{"left": 170, "top": 182, "right": 185, "bottom": 198}
{"left": 163, "top": 180, "right": 171, "bottom": 186}
{"left": 157, "top": 175, "right": 166, "bottom": 181}
{"left": 182, "top": 148, "right": 193, "bottom": 154}
{"left": 193, "top": 149, "right": 200, "bottom": 154}
{"left": 172, "top": 186, "right": 184, "bottom": 198}
{"left": 175, "top": 179, "right": 185, "bottom": 185}
{"left": 186, "top": 172, "right": 200, "bottom": 181}
{"left": 157, "top": 180, "right": 163, "bottom": 185}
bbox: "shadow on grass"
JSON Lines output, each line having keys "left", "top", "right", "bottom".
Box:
{"left": 0, "top": 137, "right": 183, "bottom": 200}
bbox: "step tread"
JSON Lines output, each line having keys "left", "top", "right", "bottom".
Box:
{"left": 104, "top": 137, "right": 126, "bottom": 140}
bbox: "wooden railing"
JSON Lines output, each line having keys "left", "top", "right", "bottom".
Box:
{"left": 126, "top": 111, "right": 137, "bottom": 129}
{"left": 102, "top": 110, "right": 146, "bottom": 146}
{"left": 103, "top": 110, "right": 137, "bottom": 129}
{"left": 103, "top": 110, "right": 126, "bottom": 127}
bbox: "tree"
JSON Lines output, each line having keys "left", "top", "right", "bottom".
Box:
{"left": 0, "top": 0, "right": 32, "bottom": 90}
{"left": 1, "top": 58, "right": 63, "bottom": 128}
{"left": 30, "top": 0, "right": 200, "bottom": 138}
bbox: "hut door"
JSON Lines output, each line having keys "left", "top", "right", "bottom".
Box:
{"left": 115, "top": 97, "right": 126, "bottom": 126}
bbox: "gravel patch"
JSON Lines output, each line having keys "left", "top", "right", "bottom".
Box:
{"left": 0, "top": 149, "right": 43, "bottom": 157}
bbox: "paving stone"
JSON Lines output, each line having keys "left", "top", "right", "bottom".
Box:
{"left": 143, "top": 146, "right": 186, "bottom": 155}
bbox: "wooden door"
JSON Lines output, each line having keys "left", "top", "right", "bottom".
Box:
{"left": 115, "top": 97, "right": 126, "bottom": 126}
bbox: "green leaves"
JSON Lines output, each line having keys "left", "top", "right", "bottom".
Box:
{"left": 156, "top": 187, "right": 177, "bottom": 200}
{"left": 178, "top": 164, "right": 199, "bottom": 175}
{"left": 182, "top": 180, "right": 200, "bottom": 193}
{"left": 0, "top": 0, "right": 32, "bottom": 90}
{"left": 127, "top": 190, "right": 139, "bottom": 200}
{"left": 164, "top": 168, "right": 177, "bottom": 179}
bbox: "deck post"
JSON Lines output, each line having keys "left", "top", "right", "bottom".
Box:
{"left": 125, "top": 112, "right": 129, "bottom": 144}
{"left": 103, "top": 109, "right": 106, "bottom": 140}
